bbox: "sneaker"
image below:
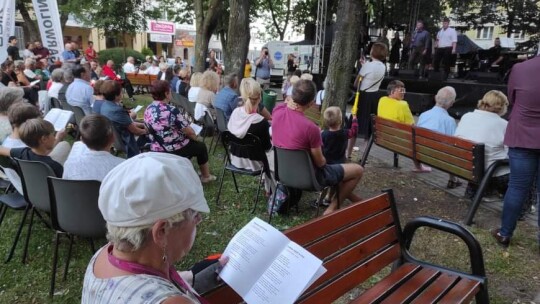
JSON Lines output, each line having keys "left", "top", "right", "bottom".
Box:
{"left": 482, "top": 195, "right": 501, "bottom": 203}
{"left": 200, "top": 175, "right": 217, "bottom": 183}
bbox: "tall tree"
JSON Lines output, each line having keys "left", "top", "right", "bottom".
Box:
{"left": 323, "top": 0, "right": 363, "bottom": 114}
{"left": 194, "top": 0, "right": 222, "bottom": 72}
{"left": 225, "top": 0, "right": 251, "bottom": 78}
{"left": 16, "top": 0, "right": 41, "bottom": 43}
{"left": 449, "top": 0, "right": 540, "bottom": 37}
{"left": 258, "top": 0, "right": 293, "bottom": 40}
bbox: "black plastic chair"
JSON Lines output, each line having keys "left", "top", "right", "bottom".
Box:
{"left": 200, "top": 111, "right": 217, "bottom": 149}
{"left": 47, "top": 177, "right": 105, "bottom": 296}
{"left": 215, "top": 131, "right": 270, "bottom": 213}
{"left": 269, "top": 147, "right": 338, "bottom": 223}
{"left": 50, "top": 97, "right": 62, "bottom": 109}
{"left": 172, "top": 92, "right": 195, "bottom": 121}
{"left": 214, "top": 108, "right": 229, "bottom": 155}
{"left": 71, "top": 106, "right": 86, "bottom": 139}
{"left": 58, "top": 100, "right": 73, "bottom": 112}
{"left": 111, "top": 126, "right": 126, "bottom": 156}
{"left": 0, "top": 157, "right": 30, "bottom": 263}
{"left": 16, "top": 159, "right": 56, "bottom": 264}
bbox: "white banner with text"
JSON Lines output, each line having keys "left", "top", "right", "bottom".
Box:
{"left": 0, "top": 0, "right": 16, "bottom": 63}
{"left": 31, "top": 0, "right": 64, "bottom": 62}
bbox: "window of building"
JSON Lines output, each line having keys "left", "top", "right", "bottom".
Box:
{"left": 512, "top": 31, "right": 525, "bottom": 40}
{"left": 476, "top": 26, "right": 494, "bottom": 40}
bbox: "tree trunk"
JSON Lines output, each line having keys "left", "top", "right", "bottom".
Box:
{"left": 225, "top": 0, "right": 251, "bottom": 79}
{"left": 17, "top": 0, "right": 41, "bottom": 43}
{"left": 322, "top": 0, "right": 363, "bottom": 117}
{"left": 194, "top": 0, "right": 223, "bottom": 72}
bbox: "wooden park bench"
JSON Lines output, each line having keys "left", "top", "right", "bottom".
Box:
{"left": 125, "top": 73, "right": 158, "bottom": 92}
{"left": 203, "top": 190, "right": 489, "bottom": 303}
{"left": 361, "top": 115, "right": 509, "bottom": 225}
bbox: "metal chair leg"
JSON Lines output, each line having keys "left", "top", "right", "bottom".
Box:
{"left": 213, "top": 132, "right": 221, "bottom": 155}
{"left": 231, "top": 172, "right": 239, "bottom": 193}
{"left": 63, "top": 235, "right": 74, "bottom": 281}
{"left": 5, "top": 204, "right": 30, "bottom": 263}
{"left": 268, "top": 185, "right": 279, "bottom": 224}
{"left": 215, "top": 164, "right": 228, "bottom": 206}
{"left": 0, "top": 205, "right": 7, "bottom": 227}
{"left": 22, "top": 208, "right": 35, "bottom": 264}
{"left": 50, "top": 232, "right": 61, "bottom": 296}
{"left": 251, "top": 173, "right": 264, "bottom": 214}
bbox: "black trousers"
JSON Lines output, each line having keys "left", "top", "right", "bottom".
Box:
{"left": 171, "top": 140, "right": 209, "bottom": 165}
{"left": 122, "top": 79, "right": 134, "bottom": 98}
{"left": 433, "top": 47, "right": 453, "bottom": 76}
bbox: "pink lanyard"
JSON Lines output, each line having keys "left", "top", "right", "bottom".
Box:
{"left": 107, "top": 245, "right": 209, "bottom": 304}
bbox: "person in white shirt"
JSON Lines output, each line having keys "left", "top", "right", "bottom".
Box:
{"left": 433, "top": 17, "right": 458, "bottom": 79}
{"left": 123, "top": 56, "right": 136, "bottom": 74}
{"left": 23, "top": 58, "right": 41, "bottom": 81}
{"left": 187, "top": 72, "right": 203, "bottom": 103}
{"left": 48, "top": 69, "right": 64, "bottom": 99}
{"left": 63, "top": 114, "right": 124, "bottom": 181}
{"left": 146, "top": 61, "right": 160, "bottom": 75}
{"left": 22, "top": 43, "right": 37, "bottom": 60}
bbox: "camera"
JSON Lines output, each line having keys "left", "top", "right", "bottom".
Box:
{"left": 265, "top": 50, "right": 269, "bottom": 56}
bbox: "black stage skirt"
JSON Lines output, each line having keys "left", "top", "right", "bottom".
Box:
{"left": 356, "top": 91, "right": 381, "bottom": 139}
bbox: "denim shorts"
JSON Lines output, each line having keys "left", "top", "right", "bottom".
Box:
{"left": 316, "top": 164, "right": 345, "bottom": 187}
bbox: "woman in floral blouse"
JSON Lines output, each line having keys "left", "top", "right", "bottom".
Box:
{"left": 144, "top": 80, "right": 216, "bottom": 183}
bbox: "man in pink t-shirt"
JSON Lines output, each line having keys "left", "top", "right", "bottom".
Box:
{"left": 272, "top": 80, "right": 364, "bottom": 214}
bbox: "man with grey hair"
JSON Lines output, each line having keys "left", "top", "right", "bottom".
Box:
{"left": 58, "top": 68, "right": 75, "bottom": 103}
{"left": 123, "top": 56, "right": 136, "bottom": 74}
{"left": 417, "top": 86, "right": 459, "bottom": 187}
{"left": 214, "top": 73, "right": 239, "bottom": 121}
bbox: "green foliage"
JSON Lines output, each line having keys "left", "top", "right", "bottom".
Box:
{"left": 97, "top": 48, "right": 145, "bottom": 65}
{"left": 140, "top": 47, "right": 154, "bottom": 58}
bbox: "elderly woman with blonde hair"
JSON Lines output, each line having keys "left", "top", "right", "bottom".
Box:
{"left": 82, "top": 153, "right": 225, "bottom": 304}
{"left": 455, "top": 90, "right": 511, "bottom": 199}
{"left": 194, "top": 70, "right": 220, "bottom": 120}
{"left": 227, "top": 78, "right": 274, "bottom": 192}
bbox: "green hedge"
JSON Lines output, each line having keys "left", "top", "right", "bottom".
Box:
{"left": 97, "top": 48, "right": 145, "bottom": 66}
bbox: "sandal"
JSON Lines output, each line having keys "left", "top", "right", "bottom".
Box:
{"left": 200, "top": 175, "right": 217, "bottom": 183}
{"left": 412, "top": 165, "right": 432, "bottom": 173}
{"left": 447, "top": 180, "right": 463, "bottom": 189}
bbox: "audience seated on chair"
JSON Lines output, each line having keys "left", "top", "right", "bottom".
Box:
{"left": 100, "top": 81, "right": 148, "bottom": 158}
{"left": 188, "top": 72, "right": 202, "bottom": 103}
{"left": 0, "top": 87, "right": 25, "bottom": 143}
{"left": 66, "top": 65, "right": 94, "bottom": 115}
{"left": 0, "top": 118, "right": 68, "bottom": 177}
{"left": 144, "top": 80, "right": 216, "bottom": 183}
{"left": 195, "top": 71, "right": 219, "bottom": 119}
{"left": 63, "top": 114, "right": 124, "bottom": 181}
{"left": 272, "top": 80, "right": 363, "bottom": 215}
{"left": 47, "top": 68, "right": 64, "bottom": 100}
{"left": 228, "top": 78, "right": 274, "bottom": 191}
{"left": 3, "top": 103, "right": 72, "bottom": 165}
{"left": 92, "top": 80, "right": 106, "bottom": 114}
{"left": 176, "top": 68, "right": 190, "bottom": 97}
{"left": 455, "top": 90, "right": 511, "bottom": 199}
{"left": 417, "top": 86, "right": 459, "bottom": 187}
{"left": 57, "top": 67, "right": 74, "bottom": 104}
{"left": 214, "top": 73, "right": 240, "bottom": 121}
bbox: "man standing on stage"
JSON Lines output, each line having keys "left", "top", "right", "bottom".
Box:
{"left": 433, "top": 17, "right": 457, "bottom": 79}
{"left": 408, "top": 20, "right": 430, "bottom": 77}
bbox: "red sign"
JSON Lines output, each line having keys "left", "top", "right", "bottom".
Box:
{"left": 147, "top": 20, "right": 175, "bottom": 34}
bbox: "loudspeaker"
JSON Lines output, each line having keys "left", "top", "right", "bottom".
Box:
{"left": 475, "top": 72, "right": 500, "bottom": 84}
{"left": 398, "top": 69, "right": 419, "bottom": 80}
{"left": 428, "top": 71, "right": 446, "bottom": 82}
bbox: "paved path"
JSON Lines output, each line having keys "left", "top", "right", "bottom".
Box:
{"left": 353, "top": 139, "right": 538, "bottom": 226}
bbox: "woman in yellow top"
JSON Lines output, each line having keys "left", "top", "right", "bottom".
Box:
{"left": 244, "top": 58, "right": 252, "bottom": 78}
{"left": 377, "top": 80, "right": 415, "bottom": 125}
{"left": 377, "top": 80, "right": 431, "bottom": 172}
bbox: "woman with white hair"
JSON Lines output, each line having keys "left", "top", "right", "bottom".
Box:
{"left": 82, "top": 153, "right": 224, "bottom": 303}
{"left": 48, "top": 68, "right": 64, "bottom": 99}
{"left": 454, "top": 90, "right": 511, "bottom": 199}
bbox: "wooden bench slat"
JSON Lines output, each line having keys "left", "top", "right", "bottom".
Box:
{"left": 376, "top": 123, "right": 414, "bottom": 139}
{"left": 376, "top": 138, "right": 414, "bottom": 158}
{"left": 437, "top": 278, "right": 481, "bottom": 304}
{"left": 416, "top": 145, "right": 474, "bottom": 170}
{"left": 409, "top": 272, "right": 460, "bottom": 304}
{"left": 203, "top": 283, "right": 242, "bottom": 303}
{"left": 285, "top": 194, "right": 391, "bottom": 246}
{"left": 305, "top": 227, "right": 400, "bottom": 295}
{"left": 378, "top": 132, "right": 413, "bottom": 150}
{"left": 416, "top": 152, "right": 475, "bottom": 181}
{"left": 375, "top": 117, "right": 414, "bottom": 132}
{"left": 298, "top": 244, "right": 401, "bottom": 304}
{"left": 350, "top": 263, "right": 421, "bottom": 303}
{"left": 415, "top": 127, "right": 476, "bottom": 150}
{"left": 307, "top": 209, "right": 395, "bottom": 259}
{"left": 415, "top": 137, "right": 474, "bottom": 160}
{"left": 379, "top": 267, "right": 440, "bottom": 304}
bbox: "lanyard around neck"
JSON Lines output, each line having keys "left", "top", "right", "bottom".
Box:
{"left": 107, "top": 245, "right": 208, "bottom": 304}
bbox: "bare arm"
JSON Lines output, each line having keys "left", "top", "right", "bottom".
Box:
{"left": 310, "top": 147, "right": 327, "bottom": 168}
{"left": 181, "top": 126, "right": 198, "bottom": 140}
{"left": 127, "top": 122, "right": 148, "bottom": 136}
{"left": 0, "top": 147, "right": 11, "bottom": 157}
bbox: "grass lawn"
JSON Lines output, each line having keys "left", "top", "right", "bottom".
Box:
{"left": 0, "top": 95, "right": 538, "bottom": 303}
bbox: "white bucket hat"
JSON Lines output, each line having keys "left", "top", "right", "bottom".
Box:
{"left": 99, "top": 152, "right": 209, "bottom": 227}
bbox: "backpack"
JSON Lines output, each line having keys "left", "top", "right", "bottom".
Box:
{"left": 267, "top": 184, "right": 302, "bottom": 215}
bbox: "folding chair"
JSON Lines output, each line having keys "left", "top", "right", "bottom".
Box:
{"left": 269, "top": 147, "right": 339, "bottom": 223}
{"left": 214, "top": 108, "right": 229, "bottom": 155}
{"left": 47, "top": 177, "right": 105, "bottom": 296}
{"left": 215, "top": 131, "right": 270, "bottom": 213}
{"left": 71, "top": 106, "right": 86, "bottom": 140}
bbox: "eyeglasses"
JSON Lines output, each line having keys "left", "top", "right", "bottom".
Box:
{"left": 396, "top": 87, "right": 406, "bottom": 93}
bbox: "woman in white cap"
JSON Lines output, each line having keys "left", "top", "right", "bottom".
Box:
{"left": 82, "top": 152, "right": 222, "bottom": 303}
